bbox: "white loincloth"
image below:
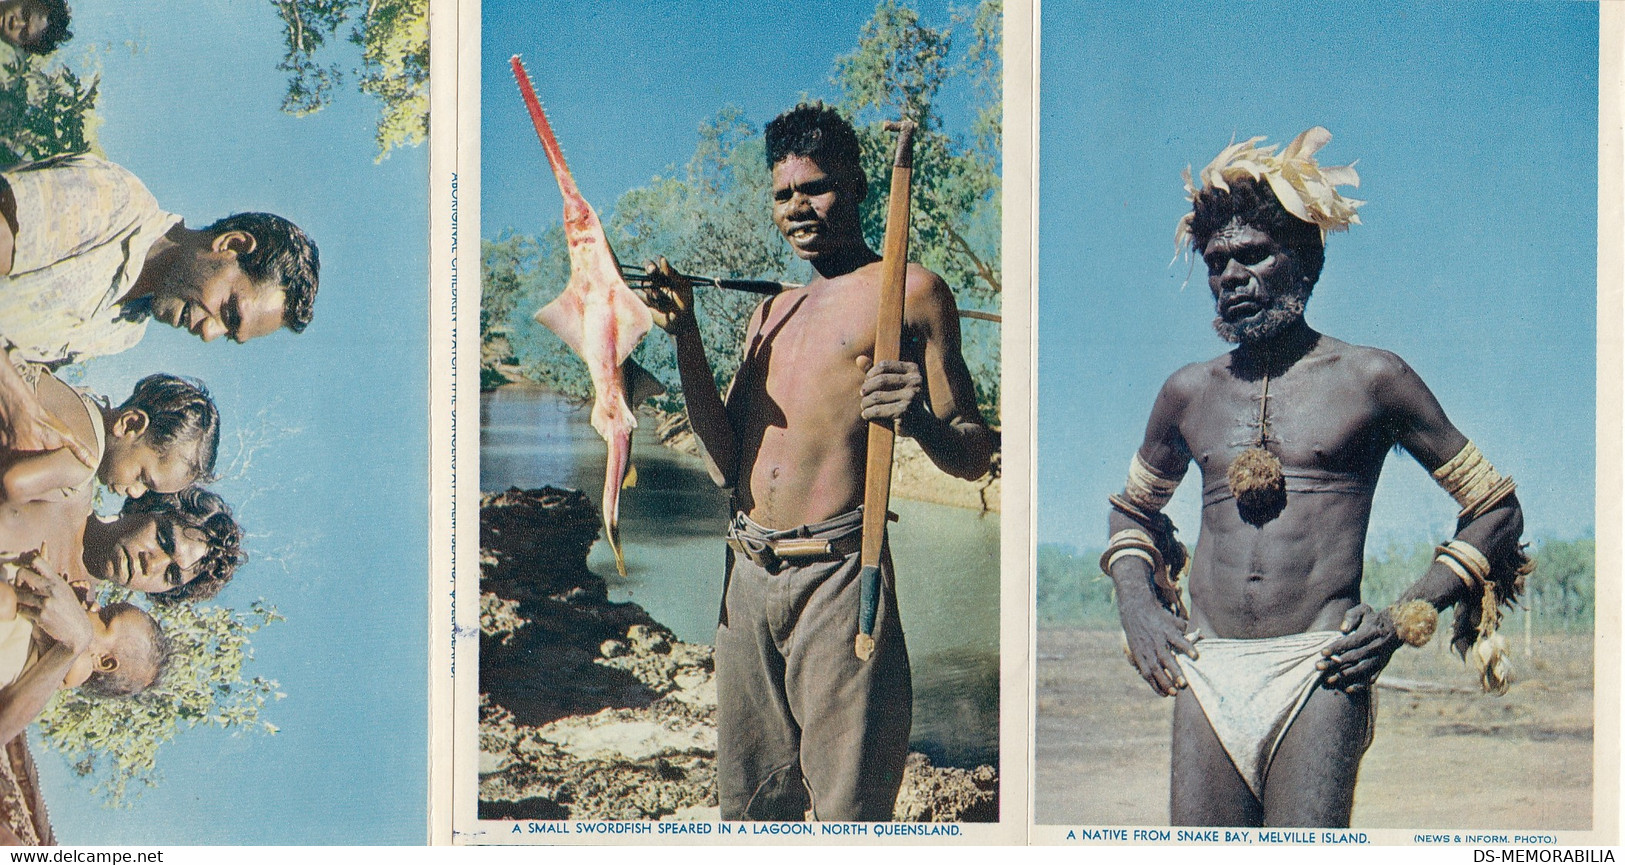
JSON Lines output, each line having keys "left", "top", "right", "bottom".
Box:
{"left": 1180, "top": 630, "right": 1341, "bottom": 799}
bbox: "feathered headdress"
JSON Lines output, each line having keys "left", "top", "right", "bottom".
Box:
{"left": 1174, "top": 127, "right": 1365, "bottom": 255}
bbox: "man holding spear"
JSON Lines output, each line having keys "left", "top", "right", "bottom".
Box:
{"left": 640, "top": 102, "right": 992, "bottom": 821}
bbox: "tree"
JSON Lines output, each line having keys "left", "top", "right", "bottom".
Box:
{"left": 0, "top": 55, "right": 101, "bottom": 167}
{"left": 1528, "top": 536, "right": 1594, "bottom": 633}
{"left": 479, "top": 227, "right": 591, "bottom": 399}
{"left": 273, "top": 0, "right": 429, "bottom": 161}
{"left": 482, "top": 1, "right": 1005, "bottom": 425}
{"left": 36, "top": 595, "right": 284, "bottom": 806}
{"left": 606, "top": 108, "right": 800, "bottom": 403}
{"left": 836, "top": 0, "right": 1003, "bottom": 420}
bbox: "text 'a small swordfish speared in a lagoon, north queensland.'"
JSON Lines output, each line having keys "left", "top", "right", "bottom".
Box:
{"left": 510, "top": 54, "right": 653, "bottom": 577}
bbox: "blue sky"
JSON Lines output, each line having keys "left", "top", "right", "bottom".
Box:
{"left": 481, "top": 0, "right": 975, "bottom": 239}
{"left": 27, "top": 0, "right": 427, "bottom": 844}
{"left": 1037, "top": 2, "right": 1598, "bottom": 552}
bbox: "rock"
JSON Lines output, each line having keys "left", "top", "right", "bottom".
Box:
{"left": 627, "top": 624, "right": 671, "bottom": 655}
{"left": 653, "top": 410, "right": 701, "bottom": 458}
{"left": 668, "top": 804, "right": 722, "bottom": 822}
{"left": 480, "top": 593, "right": 527, "bottom": 646}
{"left": 480, "top": 695, "right": 717, "bottom": 821}
{"left": 479, "top": 485, "right": 998, "bottom": 823}
{"left": 889, "top": 435, "right": 1002, "bottom": 513}
{"left": 480, "top": 332, "right": 527, "bottom": 392}
{"left": 537, "top": 710, "right": 716, "bottom": 762}
{"left": 479, "top": 749, "right": 513, "bottom": 775}
{"left": 892, "top": 753, "right": 999, "bottom": 823}
{"left": 481, "top": 489, "right": 719, "bottom": 820}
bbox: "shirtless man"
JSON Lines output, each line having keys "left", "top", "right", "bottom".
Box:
{"left": 1106, "top": 129, "right": 1527, "bottom": 827}
{"left": 641, "top": 102, "right": 992, "bottom": 821}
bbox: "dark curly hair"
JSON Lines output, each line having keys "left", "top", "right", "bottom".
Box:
{"left": 1187, "top": 174, "right": 1326, "bottom": 288}
{"left": 77, "top": 602, "right": 170, "bottom": 698}
{"left": 17, "top": 0, "right": 70, "bottom": 56}
{"left": 117, "top": 373, "right": 221, "bottom": 483}
{"left": 202, "top": 212, "right": 320, "bottom": 334}
{"left": 764, "top": 101, "right": 868, "bottom": 199}
{"left": 121, "top": 487, "right": 245, "bottom": 605}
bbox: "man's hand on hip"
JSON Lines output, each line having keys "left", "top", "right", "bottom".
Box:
{"left": 1319, "top": 603, "right": 1402, "bottom": 693}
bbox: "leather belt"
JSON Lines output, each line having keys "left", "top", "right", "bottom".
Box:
{"left": 726, "top": 524, "right": 864, "bottom": 573}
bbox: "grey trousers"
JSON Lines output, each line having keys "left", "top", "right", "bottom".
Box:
{"left": 715, "top": 508, "right": 912, "bottom": 821}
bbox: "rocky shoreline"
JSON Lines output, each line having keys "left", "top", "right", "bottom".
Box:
{"left": 478, "top": 486, "right": 998, "bottom": 822}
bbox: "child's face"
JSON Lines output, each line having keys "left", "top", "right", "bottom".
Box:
{"left": 103, "top": 608, "right": 159, "bottom": 689}
{"left": 0, "top": 0, "right": 47, "bottom": 49}
{"left": 100, "top": 412, "right": 201, "bottom": 499}
{"left": 69, "top": 606, "right": 160, "bottom": 694}
{"left": 85, "top": 513, "right": 209, "bottom": 593}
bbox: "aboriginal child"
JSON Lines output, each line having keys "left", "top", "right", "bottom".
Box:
{"left": 0, "top": 368, "right": 219, "bottom": 507}
{"left": 0, "top": 555, "right": 167, "bottom": 698}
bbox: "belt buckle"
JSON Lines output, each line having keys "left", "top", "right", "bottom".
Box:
{"left": 771, "top": 538, "right": 835, "bottom": 561}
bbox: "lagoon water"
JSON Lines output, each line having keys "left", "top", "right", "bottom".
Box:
{"left": 481, "top": 384, "right": 1000, "bottom": 767}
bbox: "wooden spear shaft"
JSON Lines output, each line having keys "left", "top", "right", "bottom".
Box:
{"left": 856, "top": 119, "right": 918, "bottom": 661}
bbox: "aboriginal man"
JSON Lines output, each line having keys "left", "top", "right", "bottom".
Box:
{"left": 641, "top": 102, "right": 993, "bottom": 821}
{"left": 0, "top": 153, "right": 320, "bottom": 465}
{"left": 1104, "top": 128, "right": 1527, "bottom": 827}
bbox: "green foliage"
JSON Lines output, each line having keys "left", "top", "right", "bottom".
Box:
{"left": 480, "top": 232, "right": 539, "bottom": 344}
{"left": 36, "top": 596, "right": 284, "bottom": 806}
{"left": 1036, "top": 543, "right": 1117, "bottom": 628}
{"left": 837, "top": 0, "right": 1002, "bottom": 420}
{"left": 272, "top": 0, "right": 350, "bottom": 116}
{"left": 605, "top": 110, "right": 799, "bottom": 407}
{"left": 1524, "top": 536, "right": 1594, "bottom": 633}
{"left": 480, "top": 0, "right": 1004, "bottom": 426}
{"left": 354, "top": 0, "right": 429, "bottom": 159}
{"left": 480, "top": 227, "right": 590, "bottom": 400}
{"left": 0, "top": 53, "right": 101, "bottom": 166}
{"left": 273, "top": 0, "right": 429, "bottom": 160}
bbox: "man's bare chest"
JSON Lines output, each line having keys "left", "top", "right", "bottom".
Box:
{"left": 1181, "top": 366, "right": 1391, "bottom": 475}
{"left": 750, "top": 293, "right": 879, "bottom": 392}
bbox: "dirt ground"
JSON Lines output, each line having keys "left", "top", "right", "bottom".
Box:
{"left": 1036, "top": 627, "right": 1595, "bottom": 829}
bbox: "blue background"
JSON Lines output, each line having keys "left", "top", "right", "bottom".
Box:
{"left": 31, "top": 0, "right": 429, "bottom": 844}
{"left": 1037, "top": 2, "right": 1598, "bottom": 551}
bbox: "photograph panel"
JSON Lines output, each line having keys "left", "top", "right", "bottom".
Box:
{"left": 464, "top": 0, "right": 1017, "bottom": 841}
{"left": 0, "top": 0, "right": 431, "bottom": 845}
{"left": 1034, "top": 1, "right": 1607, "bottom": 842}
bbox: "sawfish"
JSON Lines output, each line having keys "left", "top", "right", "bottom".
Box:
{"left": 511, "top": 55, "right": 653, "bottom": 576}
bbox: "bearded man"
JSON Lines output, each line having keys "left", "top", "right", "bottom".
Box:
{"left": 1104, "top": 128, "right": 1528, "bottom": 827}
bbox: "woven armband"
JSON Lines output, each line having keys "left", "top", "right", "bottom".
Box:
{"left": 1434, "top": 537, "right": 1513, "bottom": 693}
{"left": 1121, "top": 453, "right": 1185, "bottom": 514}
{"left": 1432, "top": 441, "right": 1517, "bottom": 521}
{"left": 1435, "top": 539, "right": 1491, "bottom": 591}
{"left": 1100, "top": 529, "right": 1163, "bottom": 576}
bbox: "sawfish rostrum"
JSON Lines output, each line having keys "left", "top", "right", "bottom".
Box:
{"left": 511, "top": 55, "right": 653, "bottom": 576}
